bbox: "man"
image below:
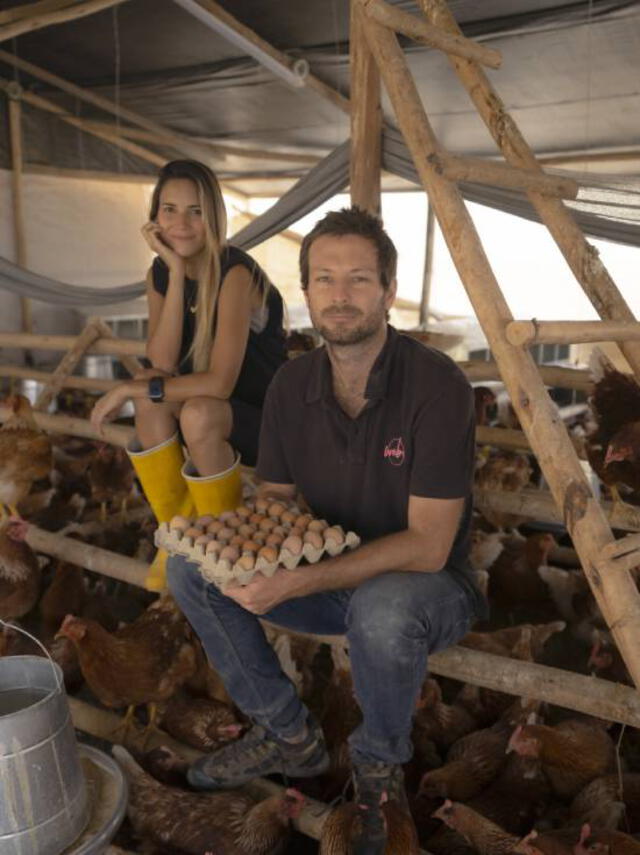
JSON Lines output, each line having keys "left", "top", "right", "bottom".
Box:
{"left": 167, "top": 207, "right": 486, "bottom": 854}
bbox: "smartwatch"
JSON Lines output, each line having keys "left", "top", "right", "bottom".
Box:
{"left": 148, "top": 376, "right": 165, "bottom": 403}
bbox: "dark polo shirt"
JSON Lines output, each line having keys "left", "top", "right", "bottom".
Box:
{"left": 257, "top": 325, "right": 485, "bottom": 614}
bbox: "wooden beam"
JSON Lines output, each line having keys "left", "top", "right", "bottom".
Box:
{"left": 7, "top": 94, "right": 32, "bottom": 345}
{"left": 359, "top": 7, "right": 640, "bottom": 690}
{"left": 34, "top": 319, "right": 102, "bottom": 411}
{"left": 360, "top": 0, "right": 501, "bottom": 69}
{"left": 506, "top": 319, "right": 640, "bottom": 348}
{"left": 433, "top": 152, "right": 579, "bottom": 199}
{"left": 0, "top": 363, "right": 117, "bottom": 392}
{"left": 0, "top": 0, "right": 129, "bottom": 43}
{"left": 0, "top": 402, "right": 134, "bottom": 446}
{"left": 419, "top": 204, "right": 435, "bottom": 327}
{"left": 459, "top": 359, "right": 593, "bottom": 392}
{"left": 181, "top": 0, "right": 350, "bottom": 115}
{"left": 418, "top": 0, "right": 640, "bottom": 381}
{"left": 0, "top": 0, "right": 72, "bottom": 27}
{"left": 349, "top": 1, "right": 381, "bottom": 214}
{"left": 91, "top": 317, "right": 143, "bottom": 378}
{"left": 24, "top": 164, "right": 155, "bottom": 184}
{"left": 0, "top": 330, "right": 145, "bottom": 357}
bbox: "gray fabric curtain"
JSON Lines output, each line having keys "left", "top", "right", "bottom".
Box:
{"left": 1, "top": 129, "right": 640, "bottom": 306}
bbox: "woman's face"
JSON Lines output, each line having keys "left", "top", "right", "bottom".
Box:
{"left": 155, "top": 178, "right": 207, "bottom": 258}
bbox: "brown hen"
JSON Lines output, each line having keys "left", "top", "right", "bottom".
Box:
{"left": 156, "top": 690, "right": 243, "bottom": 752}
{"left": 57, "top": 593, "right": 196, "bottom": 738}
{"left": 432, "top": 799, "right": 520, "bottom": 854}
{"left": 475, "top": 449, "right": 533, "bottom": 530}
{"left": 0, "top": 519, "right": 41, "bottom": 621}
{"left": 574, "top": 823, "right": 640, "bottom": 854}
{"left": 88, "top": 443, "right": 135, "bottom": 521}
{"left": 320, "top": 800, "right": 420, "bottom": 854}
{"left": 571, "top": 773, "right": 640, "bottom": 833}
{"left": 113, "top": 745, "right": 303, "bottom": 855}
{"left": 0, "top": 395, "right": 52, "bottom": 514}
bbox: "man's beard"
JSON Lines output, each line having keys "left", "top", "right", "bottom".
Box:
{"left": 310, "top": 299, "right": 387, "bottom": 346}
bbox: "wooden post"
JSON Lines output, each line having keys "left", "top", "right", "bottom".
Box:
{"left": 7, "top": 91, "right": 32, "bottom": 360}
{"left": 0, "top": 330, "right": 145, "bottom": 357}
{"left": 0, "top": 0, "right": 129, "bottom": 43}
{"left": 349, "top": 0, "right": 381, "bottom": 213}
{"left": 0, "top": 363, "right": 118, "bottom": 392}
{"left": 419, "top": 204, "right": 435, "bottom": 327}
{"left": 459, "top": 359, "right": 592, "bottom": 392}
{"left": 418, "top": 0, "right": 640, "bottom": 381}
{"left": 0, "top": 402, "right": 134, "bottom": 446}
{"left": 91, "top": 318, "right": 143, "bottom": 378}
{"left": 34, "top": 318, "right": 102, "bottom": 411}
{"left": 506, "top": 319, "right": 640, "bottom": 347}
{"left": 357, "top": 7, "right": 640, "bottom": 689}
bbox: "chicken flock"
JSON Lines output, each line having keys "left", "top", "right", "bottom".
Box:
{"left": 1, "top": 347, "right": 640, "bottom": 854}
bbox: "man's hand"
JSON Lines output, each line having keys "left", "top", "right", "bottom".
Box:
{"left": 224, "top": 567, "right": 304, "bottom": 614}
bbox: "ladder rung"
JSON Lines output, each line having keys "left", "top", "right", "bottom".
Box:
{"left": 360, "top": 0, "right": 501, "bottom": 69}
{"left": 506, "top": 320, "right": 640, "bottom": 347}
{"left": 432, "top": 152, "right": 579, "bottom": 199}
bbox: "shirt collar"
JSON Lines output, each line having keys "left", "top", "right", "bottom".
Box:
{"left": 304, "top": 325, "right": 398, "bottom": 405}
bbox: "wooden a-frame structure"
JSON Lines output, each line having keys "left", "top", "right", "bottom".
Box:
{"left": 350, "top": 0, "right": 640, "bottom": 693}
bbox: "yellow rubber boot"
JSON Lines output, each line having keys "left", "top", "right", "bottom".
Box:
{"left": 128, "top": 434, "right": 195, "bottom": 591}
{"left": 182, "top": 454, "right": 242, "bottom": 517}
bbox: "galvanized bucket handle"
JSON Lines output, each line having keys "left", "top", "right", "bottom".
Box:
{"left": 0, "top": 618, "right": 63, "bottom": 692}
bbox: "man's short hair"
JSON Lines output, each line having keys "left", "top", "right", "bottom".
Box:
{"left": 299, "top": 206, "right": 398, "bottom": 290}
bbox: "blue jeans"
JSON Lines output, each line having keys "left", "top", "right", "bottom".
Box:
{"left": 167, "top": 556, "right": 475, "bottom": 765}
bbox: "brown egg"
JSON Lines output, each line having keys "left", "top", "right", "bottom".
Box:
{"left": 218, "top": 510, "right": 236, "bottom": 523}
{"left": 241, "top": 540, "right": 260, "bottom": 554}
{"left": 308, "top": 519, "right": 328, "bottom": 533}
{"left": 272, "top": 524, "right": 287, "bottom": 537}
{"left": 207, "top": 520, "right": 224, "bottom": 535}
{"left": 237, "top": 523, "right": 256, "bottom": 539}
{"left": 230, "top": 534, "right": 245, "bottom": 548}
{"left": 249, "top": 512, "right": 264, "bottom": 526}
{"left": 226, "top": 514, "right": 242, "bottom": 529}
{"left": 169, "top": 515, "right": 191, "bottom": 531}
{"left": 206, "top": 540, "right": 223, "bottom": 555}
{"left": 220, "top": 545, "right": 240, "bottom": 562}
{"left": 294, "top": 513, "right": 313, "bottom": 531}
{"left": 255, "top": 497, "right": 269, "bottom": 513}
{"left": 195, "top": 514, "right": 215, "bottom": 528}
{"left": 258, "top": 545, "right": 279, "bottom": 563}
{"left": 236, "top": 505, "right": 252, "bottom": 519}
{"left": 303, "top": 530, "right": 324, "bottom": 550}
{"left": 252, "top": 531, "right": 267, "bottom": 545}
{"left": 238, "top": 554, "right": 256, "bottom": 571}
{"left": 194, "top": 534, "right": 212, "bottom": 546}
{"left": 324, "top": 526, "right": 345, "bottom": 545}
{"left": 185, "top": 526, "right": 203, "bottom": 539}
{"left": 281, "top": 534, "right": 303, "bottom": 555}
{"left": 217, "top": 526, "right": 236, "bottom": 542}
{"left": 268, "top": 501, "right": 286, "bottom": 519}
{"left": 266, "top": 532, "right": 284, "bottom": 548}
{"left": 280, "top": 510, "right": 296, "bottom": 526}
{"left": 259, "top": 517, "right": 276, "bottom": 533}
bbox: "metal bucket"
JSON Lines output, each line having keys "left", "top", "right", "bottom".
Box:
{"left": 18, "top": 378, "right": 57, "bottom": 414}
{"left": 0, "top": 655, "right": 89, "bottom": 855}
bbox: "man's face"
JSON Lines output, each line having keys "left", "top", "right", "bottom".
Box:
{"left": 305, "top": 234, "right": 396, "bottom": 346}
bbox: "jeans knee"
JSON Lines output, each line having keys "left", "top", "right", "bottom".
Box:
{"left": 347, "top": 573, "right": 420, "bottom": 648}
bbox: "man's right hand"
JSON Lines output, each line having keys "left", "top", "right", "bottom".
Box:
{"left": 141, "top": 221, "right": 185, "bottom": 275}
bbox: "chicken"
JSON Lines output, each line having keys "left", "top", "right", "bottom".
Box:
{"left": 507, "top": 719, "right": 616, "bottom": 801}
{"left": 470, "top": 527, "right": 506, "bottom": 573}
{"left": 0, "top": 518, "right": 41, "bottom": 621}
{"left": 0, "top": 394, "right": 52, "bottom": 515}
{"left": 413, "top": 677, "right": 478, "bottom": 752}
{"left": 156, "top": 690, "right": 243, "bottom": 752}
{"left": 88, "top": 443, "right": 135, "bottom": 521}
{"left": 570, "top": 774, "right": 640, "bottom": 832}
{"left": 514, "top": 827, "right": 581, "bottom": 854}
{"left": 587, "top": 631, "right": 630, "bottom": 686}
{"left": 537, "top": 566, "right": 592, "bottom": 624}
{"left": 39, "top": 557, "right": 86, "bottom": 639}
{"left": 488, "top": 532, "right": 556, "bottom": 614}
{"left": 113, "top": 745, "right": 304, "bottom": 855}
{"left": 463, "top": 621, "right": 566, "bottom": 663}
{"left": 475, "top": 449, "right": 533, "bottom": 530}
{"left": 56, "top": 594, "right": 197, "bottom": 739}
{"left": 585, "top": 349, "right": 640, "bottom": 506}
{"left": 475, "top": 386, "right": 498, "bottom": 427}
{"left": 574, "top": 823, "right": 640, "bottom": 854}
{"left": 320, "top": 800, "right": 420, "bottom": 854}
{"left": 432, "top": 799, "right": 520, "bottom": 854}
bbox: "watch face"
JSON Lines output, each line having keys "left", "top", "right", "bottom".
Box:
{"left": 149, "top": 376, "right": 164, "bottom": 402}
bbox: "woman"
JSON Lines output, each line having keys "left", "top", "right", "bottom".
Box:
{"left": 90, "top": 160, "right": 286, "bottom": 588}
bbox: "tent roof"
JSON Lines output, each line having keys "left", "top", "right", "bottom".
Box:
{"left": 1, "top": 0, "right": 639, "bottom": 194}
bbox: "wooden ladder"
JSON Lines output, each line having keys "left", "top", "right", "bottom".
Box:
{"left": 352, "top": 0, "right": 640, "bottom": 693}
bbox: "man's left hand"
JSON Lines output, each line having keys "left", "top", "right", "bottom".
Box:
{"left": 225, "top": 567, "right": 303, "bottom": 614}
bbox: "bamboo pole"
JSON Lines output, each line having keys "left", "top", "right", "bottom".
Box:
{"left": 0, "top": 0, "right": 129, "bottom": 42}
{"left": 506, "top": 320, "right": 640, "bottom": 347}
{"left": 182, "top": 0, "right": 350, "bottom": 115}
{"left": 359, "top": 0, "right": 501, "bottom": 69}
{"left": 0, "top": 363, "right": 117, "bottom": 392}
{"left": 473, "top": 486, "right": 640, "bottom": 533}
{"left": 0, "top": 1, "right": 73, "bottom": 26}
{"left": 0, "top": 331, "right": 145, "bottom": 357}
{"left": 0, "top": 403, "right": 134, "bottom": 446}
{"left": 357, "top": 8, "right": 640, "bottom": 689}
{"left": 419, "top": 205, "right": 435, "bottom": 327}
{"left": 349, "top": 0, "right": 381, "bottom": 214}
{"left": 91, "top": 318, "right": 143, "bottom": 378}
{"left": 7, "top": 94, "right": 32, "bottom": 348}
{"left": 459, "top": 360, "right": 592, "bottom": 392}
{"left": 34, "top": 319, "right": 102, "bottom": 411}
{"left": 435, "top": 152, "right": 579, "bottom": 199}
{"left": 418, "top": 0, "right": 640, "bottom": 380}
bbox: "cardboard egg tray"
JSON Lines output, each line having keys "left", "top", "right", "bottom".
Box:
{"left": 155, "top": 502, "right": 360, "bottom": 590}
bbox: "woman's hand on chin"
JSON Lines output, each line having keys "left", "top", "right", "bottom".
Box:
{"left": 141, "top": 221, "right": 185, "bottom": 274}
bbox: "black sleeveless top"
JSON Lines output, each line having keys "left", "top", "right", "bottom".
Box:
{"left": 151, "top": 245, "right": 287, "bottom": 408}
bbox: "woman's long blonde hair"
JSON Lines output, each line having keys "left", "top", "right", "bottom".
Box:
{"left": 149, "top": 160, "right": 227, "bottom": 372}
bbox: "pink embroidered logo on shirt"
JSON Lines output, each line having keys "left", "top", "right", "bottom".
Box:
{"left": 384, "top": 437, "right": 405, "bottom": 466}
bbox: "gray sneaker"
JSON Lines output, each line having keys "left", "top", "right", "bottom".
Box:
{"left": 351, "top": 762, "right": 408, "bottom": 855}
{"left": 187, "top": 716, "right": 329, "bottom": 790}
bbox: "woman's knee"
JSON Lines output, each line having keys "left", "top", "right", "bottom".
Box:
{"left": 180, "top": 396, "right": 231, "bottom": 445}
